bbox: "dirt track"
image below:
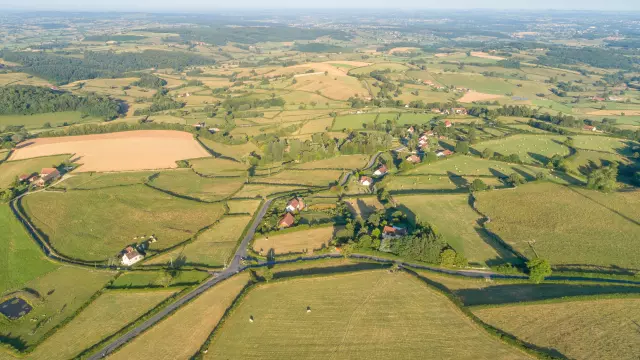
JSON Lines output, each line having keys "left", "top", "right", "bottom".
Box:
{"left": 9, "top": 130, "right": 210, "bottom": 172}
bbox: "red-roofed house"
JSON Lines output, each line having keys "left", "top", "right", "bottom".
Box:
{"left": 382, "top": 226, "right": 407, "bottom": 239}
{"left": 436, "top": 149, "right": 454, "bottom": 157}
{"left": 373, "top": 165, "right": 388, "bottom": 177}
{"left": 278, "top": 213, "right": 296, "bottom": 228}
{"left": 121, "top": 246, "right": 144, "bottom": 266}
{"left": 34, "top": 168, "right": 61, "bottom": 187}
{"left": 286, "top": 197, "right": 306, "bottom": 212}
{"left": 406, "top": 155, "right": 421, "bottom": 164}
{"left": 359, "top": 176, "right": 373, "bottom": 186}
{"left": 583, "top": 125, "right": 597, "bottom": 132}
{"left": 444, "top": 120, "right": 452, "bottom": 128}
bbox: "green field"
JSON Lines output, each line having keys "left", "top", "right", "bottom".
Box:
{"left": 109, "top": 273, "right": 249, "bottom": 360}
{"left": 570, "top": 135, "right": 632, "bottom": 154}
{"left": 0, "top": 111, "right": 98, "bottom": 130}
{"left": 0, "top": 266, "right": 114, "bottom": 349}
{"left": 232, "top": 183, "right": 312, "bottom": 199}
{"left": 110, "top": 270, "right": 209, "bottom": 287}
{"left": 0, "top": 154, "right": 71, "bottom": 189}
{"left": 205, "top": 270, "right": 530, "bottom": 359}
{"left": 395, "top": 194, "right": 517, "bottom": 266}
{"left": 145, "top": 216, "right": 252, "bottom": 267}
{"left": 475, "top": 182, "right": 640, "bottom": 269}
{"left": 189, "top": 157, "right": 248, "bottom": 176}
{"left": 54, "top": 171, "right": 156, "bottom": 190}
{"left": 348, "top": 62, "right": 410, "bottom": 75}
{"left": 5, "top": 289, "right": 178, "bottom": 360}
{"left": 198, "top": 138, "right": 261, "bottom": 161}
{"left": 0, "top": 205, "right": 59, "bottom": 294}
{"left": 292, "top": 154, "right": 369, "bottom": 170}
{"left": 475, "top": 298, "right": 640, "bottom": 360}
{"left": 257, "top": 169, "right": 343, "bottom": 187}
{"left": 332, "top": 113, "right": 378, "bottom": 130}
{"left": 22, "top": 185, "right": 226, "bottom": 261}
{"left": 148, "top": 170, "right": 245, "bottom": 201}
{"left": 431, "top": 73, "right": 515, "bottom": 95}
{"left": 227, "top": 199, "right": 262, "bottom": 215}
{"left": 472, "top": 134, "right": 569, "bottom": 165}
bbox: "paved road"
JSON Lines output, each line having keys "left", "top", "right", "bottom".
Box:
{"left": 88, "top": 198, "right": 274, "bottom": 359}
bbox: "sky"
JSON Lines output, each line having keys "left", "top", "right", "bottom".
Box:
{"left": 1, "top": 0, "right": 639, "bottom": 11}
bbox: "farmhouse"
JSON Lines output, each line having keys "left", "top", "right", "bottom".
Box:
{"left": 34, "top": 168, "right": 61, "bottom": 187}
{"left": 359, "top": 176, "right": 373, "bottom": 186}
{"left": 18, "top": 173, "right": 36, "bottom": 183}
{"left": 451, "top": 107, "right": 468, "bottom": 115}
{"left": 583, "top": 125, "right": 597, "bottom": 132}
{"left": 278, "top": 213, "right": 296, "bottom": 228}
{"left": 373, "top": 165, "right": 388, "bottom": 177}
{"left": 286, "top": 197, "right": 306, "bottom": 212}
{"left": 406, "top": 155, "right": 421, "bottom": 164}
{"left": 407, "top": 126, "right": 415, "bottom": 134}
{"left": 193, "top": 122, "right": 205, "bottom": 129}
{"left": 436, "top": 149, "right": 454, "bottom": 157}
{"left": 121, "top": 246, "right": 144, "bottom": 266}
{"left": 209, "top": 127, "right": 221, "bottom": 133}
{"left": 444, "top": 120, "right": 453, "bottom": 128}
{"left": 382, "top": 226, "right": 407, "bottom": 239}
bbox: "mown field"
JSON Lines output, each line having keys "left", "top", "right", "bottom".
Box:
{"left": 253, "top": 225, "right": 337, "bottom": 255}
{"left": 109, "top": 273, "right": 249, "bottom": 360}
{"left": 22, "top": 185, "right": 226, "bottom": 261}
{"left": 205, "top": 270, "right": 530, "bottom": 359}
{"left": 3, "top": 289, "right": 178, "bottom": 360}
{"left": 0, "top": 205, "right": 59, "bottom": 294}
{"left": 256, "top": 169, "right": 343, "bottom": 187}
{"left": 53, "top": 171, "right": 156, "bottom": 190}
{"left": 475, "top": 182, "right": 640, "bottom": 269}
{"left": 146, "top": 215, "right": 252, "bottom": 267}
{"left": 0, "top": 266, "right": 114, "bottom": 349}
{"left": 189, "top": 157, "right": 248, "bottom": 176}
{"left": 474, "top": 298, "right": 640, "bottom": 360}
{"left": 395, "top": 194, "right": 516, "bottom": 266}
{"left": 198, "top": 138, "right": 261, "bottom": 161}
{"left": 227, "top": 199, "right": 262, "bottom": 215}
{"left": 231, "top": 183, "right": 312, "bottom": 199}
{"left": 0, "top": 154, "right": 71, "bottom": 189}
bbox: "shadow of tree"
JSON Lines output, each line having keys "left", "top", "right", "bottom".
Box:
{"left": 447, "top": 171, "right": 469, "bottom": 189}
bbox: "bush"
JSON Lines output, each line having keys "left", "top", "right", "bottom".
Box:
{"left": 526, "top": 258, "right": 552, "bottom": 283}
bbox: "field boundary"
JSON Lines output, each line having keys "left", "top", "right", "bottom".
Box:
{"left": 468, "top": 292, "right": 640, "bottom": 311}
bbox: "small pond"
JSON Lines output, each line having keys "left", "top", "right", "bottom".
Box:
{"left": 0, "top": 297, "right": 32, "bottom": 320}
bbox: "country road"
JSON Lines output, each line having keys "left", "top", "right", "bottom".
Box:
{"left": 87, "top": 198, "right": 273, "bottom": 359}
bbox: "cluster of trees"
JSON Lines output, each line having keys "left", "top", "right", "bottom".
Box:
{"left": 497, "top": 59, "right": 521, "bottom": 69}
{"left": 133, "top": 90, "right": 185, "bottom": 116}
{"left": 587, "top": 163, "right": 618, "bottom": 192}
{"left": 0, "top": 85, "right": 123, "bottom": 120}
{"left": 221, "top": 96, "right": 286, "bottom": 111}
{"left": 293, "top": 43, "right": 345, "bottom": 53}
{"left": 538, "top": 47, "right": 638, "bottom": 70}
{"left": 1, "top": 50, "right": 216, "bottom": 84}
{"left": 132, "top": 74, "right": 167, "bottom": 88}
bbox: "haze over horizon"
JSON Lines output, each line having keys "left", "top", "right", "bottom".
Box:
{"left": 1, "top": 0, "right": 639, "bottom": 12}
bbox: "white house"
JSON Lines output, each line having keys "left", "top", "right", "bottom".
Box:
{"left": 373, "top": 165, "right": 388, "bottom": 177}
{"left": 359, "top": 176, "right": 372, "bottom": 186}
{"left": 121, "top": 246, "right": 144, "bottom": 266}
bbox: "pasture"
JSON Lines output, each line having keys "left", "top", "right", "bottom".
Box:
{"left": 292, "top": 154, "right": 369, "bottom": 170}
{"left": 0, "top": 154, "right": 70, "bottom": 190}
{"left": 108, "top": 273, "right": 249, "bottom": 360}
{"left": 189, "top": 157, "right": 248, "bottom": 176}
{"left": 253, "top": 226, "right": 337, "bottom": 255}
{"left": 205, "top": 271, "right": 530, "bottom": 359}
{"left": 332, "top": 113, "right": 378, "bottom": 130}
{"left": 146, "top": 216, "right": 253, "bottom": 267}
{"left": 348, "top": 62, "right": 410, "bottom": 75}
{"left": 148, "top": 170, "right": 245, "bottom": 201}
{"left": 110, "top": 271, "right": 209, "bottom": 287}
{"left": 0, "top": 266, "right": 114, "bottom": 348}
{"left": 474, "top": 298, "right": 640, "bottom": 360}
{"left": 0, "top": 111, "right": 98, "bottom": 130}
{"left": 9, "top": 131, "right": 210, "bottom": 172}
{"left": 395, "top": 194, "right": 514, "bottom": 266}
{"left": 231, "top": 183, "right": 311, "bottom": 199}
{"left": 53, "top": 171, "right": 156, "bottom": 190}
{"left": 22, "top": 185, "right": 226, "bottom": 261}
{"left": 431, "top": 73, "right": 515, "bottom": 95}
{"left": 13, "top": 289, "right": 177, "bottom": 360}
{"left": 296, "top": 117, "right": 334, "bottom": 134}
{"left": 475, "top": 182, "right": 640, "bottom": 269}
{"left": 227, "top": 199, "right": 262, "bottom": 215}
{"left": 198, "top": 138, "right": 260, "bottom": 161}
{"left": 0, "top": 205, "right": 59, "bottom": 294}
{"left": 344, "top": 197, "right": 384, "bottom": 218}
{"left": 257, "top": 169, "right": 343, "bottom": 187}
{"left": 471, "top": 134, "right": 569, "bottom": 165}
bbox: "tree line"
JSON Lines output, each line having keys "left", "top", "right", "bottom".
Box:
{"left": 0, "top": 50, "right": 216, "bottom": 85}
{"left": 0, "top": 85, "right": 123, "bottom": 120}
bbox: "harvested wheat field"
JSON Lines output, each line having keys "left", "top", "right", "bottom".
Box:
{"left": 9, "top": 131, "right": 210, "bottom": 172}
{"left": 470, "top": 52, "right": 505, "bottom": 60}
{"left": 459, "top": 91, "right": 504, "bottom": 103}
{"left": 253, "top": 226, "right": 338, "bottom": 255}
